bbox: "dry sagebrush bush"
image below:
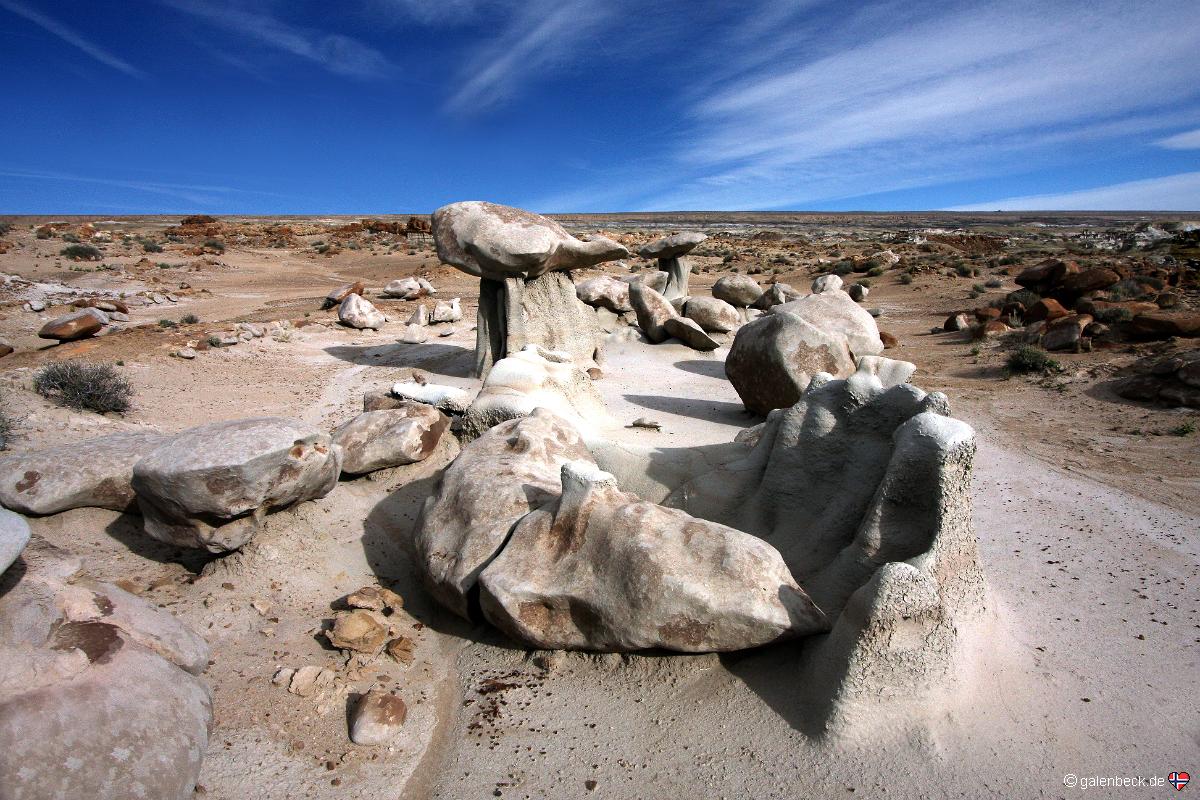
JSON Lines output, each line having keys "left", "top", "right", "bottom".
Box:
{"left": 33, "top": 360, "right": 133, "bottom": 413}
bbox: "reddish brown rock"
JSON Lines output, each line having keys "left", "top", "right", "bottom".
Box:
{"left": 1026, "top": 298, "right": 1070, "bottom": 323}
{"left": 977, "top": 320, "right": 1010, "bottom": 339}
{"left": 1042, "top": 313, "right": 1093, "bottom": 351}
{"left": 880, "top": 331, "right": 898, "bottom": 349}
{"left": 944, "top": 313, "right": 971, "bottom": 332}
{"left": 1075, "top": 299, "right": 1159, "bottom": 317}
{"left": 1015, "top": 259, "right": 1078, "bottom": 291}
{"left": 1127, "top": 312, "right": 1200, "bottom": 339}
{"left": 1059, "top": 267, "right": 1120, "bottom": 294}
{"left": 974, "top": 307, "right": 1001, "bottom": 322}
{"left": 37, "top": 308, "right": 106, "bottom": 341}
{"left": 322, "top": 281, "right": 365, "bottom": 310}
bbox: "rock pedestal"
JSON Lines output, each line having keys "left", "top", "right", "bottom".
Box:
{"left": 476, "top": 272, "right": 603, "bottom": 378}
{"left": 638, "top": 232, "right": 707, "bottom": 303}
{"left": 432, "top": 201, "right": 628, "bottom": 378}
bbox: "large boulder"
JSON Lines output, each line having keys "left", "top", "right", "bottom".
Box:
{"left": 1041, "top": 313, "right": 1092, "bottom": 351}
{"left": 391, "top": 381, "right": 473, "bottom": 413}
{"left": 712, "top": 275, "right": 763, "bottom": 307}
{"left": 684, "top": 296, "right": 740, "bottom": 333}
{"left": 1014, "top": 259, "right": 1078, "bottom": 292}
{"left": 628, "top": 282, "right": 678, "bottom": 343}
{"left": 339, "top": 293, "right": 386, "bottom": 330}
{"left": 431, "top": 297, "right": 462, "bottom": 323}
{"left": 332, "top": 405, "right": 448, "bottom": 476}
{"left": 1058, "top": 267, "right": 1120, "bottom": 295}
{"left": 0, "top": 508, "right": 30, "bottom": 576}
{"left": 1127, "top": 311, "right": 1200, "bottom": 339}
{"left": 811, "top": 274, "right": 844, "bottom": 294}
{"left": 431, "top": 201, "right": 628, "bottom": 282}
{"left": 576, "top": 275, "right": 632, "bottom": 312}
{"left": 37, "top": 308, "right": 106, "bottom": 341}
{"left": 771, "top": 290, "right": 885, "bottom": 359}
{"left": 725, "top": 312, "right": 855, "bottom": 414}
{"left": 131, "top": 418, "right": 341, "bottom": 552}
{"left": 461, "top": 346, "right": 610, "bottom": 440}
{"left": 414, "top": 409, "right": 594, "bottom": 619}
{"left": 663, "top": 317, "right": 720, "bottom": 351}
{"left": 0, "top": 431, "right": 171, "bottom": 515}
{"left": 479, "top": 460, "right": 828, "bottom": 652}
{"left": 0, "top": 540, "right": 212, "bottom": 800}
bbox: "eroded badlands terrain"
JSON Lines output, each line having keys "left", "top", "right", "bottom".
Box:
{"left": 0, "top": 209, "right": 1196, "bottom": 799}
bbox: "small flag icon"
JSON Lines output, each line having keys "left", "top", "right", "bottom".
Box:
{"left": 1169, "top": 772, "right": 1190, "bottom": 791}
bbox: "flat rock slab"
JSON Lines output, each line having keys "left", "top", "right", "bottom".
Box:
{"left": 131, "top": 417, "right": 341, "bottom": 551}
{"left": 0, "top": 431, "right": 171, "bottom": 515}
{"left": 637, "top": 231, "right": 707, "bottom": 260}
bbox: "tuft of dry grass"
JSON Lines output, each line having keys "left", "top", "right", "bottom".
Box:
{"left": 33, "top": 361, "right": 133, "bottom": 413}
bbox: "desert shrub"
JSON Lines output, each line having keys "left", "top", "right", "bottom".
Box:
{"left": 1171, "top": 420, "right": 1196, "bottom": 437}
{"left": 832, "top": 261, "right": 856, "bottom": 276}
{"left": 899, "top": 272, "right": 914, "bottom": 285}
{"left": 202, "top": 238, "right": 225, "bottom": 253}
{"left": 1005, "top": 289, "right": 1041, "bottom": 308}
{"left": 141, "top": 239, "right": 163, "bottom": 253}
{"left": 61, "top": 243, "right": 101, "bottom": 261}
{"left": 998, "top": 254, "right": 1020, "bottom": 266}
{"left": 36, "top": 228, "right": 53, "bottom": 239}
{"left": 158, "top": 318, "right": 178, "bottom": 328}
{"left": 181, "top": 313, "right": 199, "bottom": 324}
{"left": 61, "top": 232, "right": 80, "bottom": 243}
{"left": 1006, "top": 346, "right": 1062, "bottom": 375}
{"left": 1095, "top": 307, "right": 1132, "bottom": 324}
{"left": 867, "top": 265, "right": 885, "bottom": 277}
{"left": 206, "top": 334, "right": 223, "bottom": 347}
{"left": 985, "top": 278, "right": 1003, "bottom": 288}
{"left": 856, "top": 279, "right": 872, "bottom": 288}
{"left": 955, "top": 263, "right": 979, "bottom": 278}
{"left": 33, "top": 361, "right": 133, "bottom": 413}
{"left": 0, "top": 222, "right": 10, "bottom": 237}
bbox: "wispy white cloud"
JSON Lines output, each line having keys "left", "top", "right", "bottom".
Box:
{"left": 0, "top": 0, "right": 146, "bottom": 79}
{"left": 0, "top": 168, "right": 302, "bottom": 207}
{"left": 527, "top": 0, "right": 1200, "bottom": 211}
{"left": 444, "top": 0, "right": 613, "bottom": 115}
{"left": 374, "top": 0, "right": 486, "bottom": 26}
{"left": 949, "top": 171, "right": 1200, "bottom": 211}
{"left": 162, "top": 0, "right": 395, "bottom": 79}
{"left": 1156, "top": 128, "right": 1200, "bottom": 150}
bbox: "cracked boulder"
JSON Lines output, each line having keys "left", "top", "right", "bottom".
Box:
{"left": 131, "top": 417, "right": 341, "bottom": 552}
{"left": 629, "top": 281, "right": 679, "bottom": 343}
{"left": 725, "top": 312, "right": 855, "bottom": 414}
{"left": 479, "top": 460, "right": 828, "bottom": 652}
{"left": 0, "top": 431, "right": 172, "bottom": 515}
{"left": 332, "top": 404, "right": 449, "bottom": 476}
{"left": 339, "top": 293, "right": 386, "bottom": 330}
{"left": 414, "top": 409, "right": 594, "bottom": 619}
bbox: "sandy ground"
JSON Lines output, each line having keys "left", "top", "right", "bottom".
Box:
{"left": 1, "top": 217, "right": 1197, "bottom": 798}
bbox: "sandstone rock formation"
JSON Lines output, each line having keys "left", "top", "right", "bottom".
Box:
{"left": 637, "top": 231, "right": 706, "bottom": 302}
{"left": 772, "top": 289, "right": 885, "bottom": 359}
{"left": 131, "top": 417, "right": 341, "bottom": 551}
{"left": 0, "top": 539, "right": 212, "bottom": 800}
{"left": 628, "top": 282, "right": 679, "bottom": 344}
{"left": 576, "top": 275, "right": 632, "bottom": 313}
{"left": 664, "top": 316, "right": 720, "bottom": 351}
{"left": 750, "top": 282, "right": 801, "bottom": 310}
{"left": 684, "top": 296, "right": 740, "bottom": 333}
{"left": 431, "top": 297, "right": 462, "bottom": 323}
{"left": 381, "top": 277, "right": 431, "bottom": 299}
{"left": 390, "top": 381, "right": 473, "bottom": 413}
{"left": 620, "top": 270, "right": 669, "bottom": 294}
{"left": 712, "top": 275, "right": 763, "bottom": 307}
{"left": 725, "top": 312, "right": 855, "bottom": 415}
{"left": 0, "top": 431, "right": 171, "bottom": 515}
{"left": 414, "top": 409, "right": 594, "bottom": 619}
{"left": 332, "top": 404, "right": 448, "bottom": 475}
{"left": 811, "top": 274, "right": 843, "bottom": 294}
{"left": 432, "top": 201, "right": 628, "bottom": 376}
{"left": 461, "top": 346, "right": 610, "bottom": 440}
{"left": 479, "top": 460, "right": 828, "bottom": 652}
{"left": 339, "top": 293, "right": 386, "bottom": 330}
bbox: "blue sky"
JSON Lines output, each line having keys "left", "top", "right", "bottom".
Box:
{"left": 1, "top": 0, "right": 1199, "bottom": 213}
